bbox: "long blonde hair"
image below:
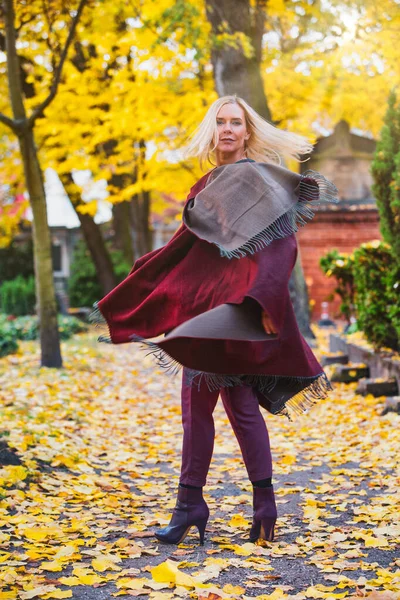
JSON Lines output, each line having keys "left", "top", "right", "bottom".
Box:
{"left": 183, "top": 95, "right": 314, "bottom": 168}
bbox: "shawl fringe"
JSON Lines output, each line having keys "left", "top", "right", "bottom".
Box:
{"left": 277, "top": 372, "right": 333, "bottom": 420}
{"left": 300, "top": 169, "right": 339, "bottom": 204}
{"left": 128, "top": 333, "right": 333, "bottom": 420}
{"left": 89, "top": 301, "right": 113, "bottom": 343}
{"left": 217, "top": 169, "right": 339, "bottom": 259}
{"left": 130, "top": 334, "right": 183, "bottom": 375}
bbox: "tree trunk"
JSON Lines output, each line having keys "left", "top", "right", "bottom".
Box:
{"left": 112, "top": 201, "right": 135, "bottom": 265}
{"left": 3, "top": 0, "right": 62, "bottom": 367}
{"left": 289, "top": 244, "right": 313, "bottom": 334}
{"left": 60, "top": 172, "right": 117, "bottom": 295}
{"left": 130, "top": 191, "right": 152, "bottom": 257}
{"left": 19, "top": 131, "right": 62, "bottom": 367}
{"left": 205, "top": 0, "right": 314, "bottom": 338}
{"left": 129, "top": 140, "right": 152, "bottom": 258}
{"left": 205, "top": 0, "right": 271, "bottom": 121}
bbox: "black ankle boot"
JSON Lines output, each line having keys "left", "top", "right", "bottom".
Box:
{"left": 154, "top": 484, "right": 209, "bottom": 545}
{"left": 249, "top": 485, "right": 277, "bottom": 542}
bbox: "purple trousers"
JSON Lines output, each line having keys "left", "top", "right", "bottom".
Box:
{"left": 180, "top": 367, "right": 273, "bottom": 487}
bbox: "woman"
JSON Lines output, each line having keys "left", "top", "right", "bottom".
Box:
{"left": 91, "top": 95, "right": 338, "bottom": 546}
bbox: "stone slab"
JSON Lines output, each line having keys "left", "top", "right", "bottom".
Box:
{"left": 356, "top": 377, "right": 399, "bottom": 397}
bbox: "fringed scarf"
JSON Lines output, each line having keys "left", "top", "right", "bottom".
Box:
{"left": 90, "top": 159, "right": 339, "bottom": 420}
{"left": 182, "top": 160, "right": 337, "bottom": 258}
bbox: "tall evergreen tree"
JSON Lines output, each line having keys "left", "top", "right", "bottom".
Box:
{"left": 371, "top": 90, "right": 400, "bottom": 263}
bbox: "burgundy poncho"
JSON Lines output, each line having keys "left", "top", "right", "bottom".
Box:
{"left": 91, "top": 159, "right": 339, "bottom": 420}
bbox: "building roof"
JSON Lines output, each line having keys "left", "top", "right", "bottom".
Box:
{"left": 311, "top": 120, "right": 376, "bottom": 156}
{"left": 23, "top": 168, "right": 112, "bottom": 229}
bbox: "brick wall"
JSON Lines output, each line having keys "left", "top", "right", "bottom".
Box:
{"left": 296, "top": 209, "right": 382, "bottom": 321}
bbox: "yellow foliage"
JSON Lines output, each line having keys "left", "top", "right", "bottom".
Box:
{"left": 76, "top": 201, "right": 98, "bottom": 218}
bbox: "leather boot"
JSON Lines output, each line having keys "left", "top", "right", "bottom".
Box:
{"left": 154, "top": 485, "right": 209, "bottom": 545}
{"left": 249, "top": 485, "right": 277, "bottom": 542}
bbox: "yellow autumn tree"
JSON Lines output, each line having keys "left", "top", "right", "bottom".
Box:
{"left": 0, "top": 0, "right": 90, "bottom": 367}
{"left": 262, "top": 0, "right": 400, "bottom": 138}
{"left": 2, "top": 0, "right": 400, "bottom": 322}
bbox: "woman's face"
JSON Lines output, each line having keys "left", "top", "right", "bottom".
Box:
{"left": 215, "top": 103, "right": 250, "bottom": 157}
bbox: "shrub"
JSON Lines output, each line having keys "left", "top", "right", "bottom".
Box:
{"left": 68, "top": 240, "right": 131, "bottom": 307}
{"left": 384, "top": 259, "right": 400, "bottom": 346}
{"left": 0, "top": 316, "right": 19, "bottom": 357}
{"left": 320, "top": 241, "right": 399, "bottom": 350}
{"left": 4, "top": 315, "right": 38, "bottom": 341}
{"left": 0, "top": 314, "right": 88, "bottom": 345}
{"left": 0, "top": 276, "right": 36, "bottom": 316}
{"left": 319, "top": 249, "right": 355, "bottom": 324}
{"left": 353, "top": 240, "right": 399, "bottom": 351}
{"left": 57, "top": 315, "right": 88, "bottom": 340}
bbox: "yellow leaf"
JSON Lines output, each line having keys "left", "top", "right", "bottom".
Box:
{"left": 151, "top": 559, "right": 196, "bottom": 588}
{"left": 54, "top": 544, "right": 79, "bottom": 557}
{"left": 0, "top": 553, "right": 11, "bottom": 563}
{"left": 223, "top": 583, "right": 245, "bottom": 594}
{"left": 228, "top": 514, "right": 248, "bottom": 527}
{"left": 302, "top": 586, "right": 349, "bottom": 599}
{"left": 0, "top": 465, "right": 28, "bottom": 485}
{"left": 61, "top": 568, "right": 106, "bottom": 585}
{"left": 364, "top": 535, "right": 390, "bottom": 547}
{"left": 58, "top": 577, "right": 81, "bottom": 586}
{"left": 304, "top": 504, "right": 322, "bottom": 519}
{"left": 92, "top": 555, "right": 122, "bottom": 572}
{"left": 256, "top": 590, "right": 288, "bottom": 599}
{"left": 42, "top": 591, "right": 73, "bottom": 599}
{"left": 19, "top": 587, "right": 58, "bottom": 599}
{"left": 51, "top": 455, "right": 76, "bottom": 468}
{"left": 41, "top": 560, "right": 64, "bottom": 571}
{"left": 116, "top": 577, "right": 153, "bottom": 590}
{"left": 115, "top": 537, "right": 130, "bottom": 548}
{"left": 23, "top": 527, "right": 62, "bottom": 542}
{"left": 219, "top": 543, "right": 254, "bottom": 556}
{"left": 78, "top": 574, "right": 105, "bottom": 584}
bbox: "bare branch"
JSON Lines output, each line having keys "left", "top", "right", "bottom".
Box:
{"left": 0, "top": 111, "right": 17, "bottom": 131}
{"left": 16, "top": 12, "right": 38, "bottom": 32}
{"left": 42, "top": 0, "right": 62, "bottom": 60}
{"left": 27, "top": 0, "right": 89, "bottom": 127}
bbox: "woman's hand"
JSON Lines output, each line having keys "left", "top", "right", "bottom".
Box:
{"left": 261, "top": 309, "right": 277, "bottom": 335}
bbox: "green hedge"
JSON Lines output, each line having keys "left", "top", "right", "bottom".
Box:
{"left": 0, "top": 276, "right": 36, "bottom": 316}
{"left": 320, "top": 240, "right": 399, "bottom": 351}
{"left": 353, "top": 241, "right": 399, "bottom": 351}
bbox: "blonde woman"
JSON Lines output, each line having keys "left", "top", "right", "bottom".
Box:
{"left": 91, "top": 95, "right": 338, "bottom": 545}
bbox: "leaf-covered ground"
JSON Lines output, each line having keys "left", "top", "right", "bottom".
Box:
{"left": 0, "top": 328, "right": 399, "bottom": 600}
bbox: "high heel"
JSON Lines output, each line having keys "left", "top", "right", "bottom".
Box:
{"left": 154, "top": 485, "right": 209, "bottom": 545}
{"left": 195, "top": 517, "right": 208, "bottom": 545}
{"left": 249, "top": 485, "right": 277, "bottom": 542}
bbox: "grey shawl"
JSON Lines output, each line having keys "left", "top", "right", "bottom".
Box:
{"left": 182, "top": 160, "right": 339, "bottom": 258}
